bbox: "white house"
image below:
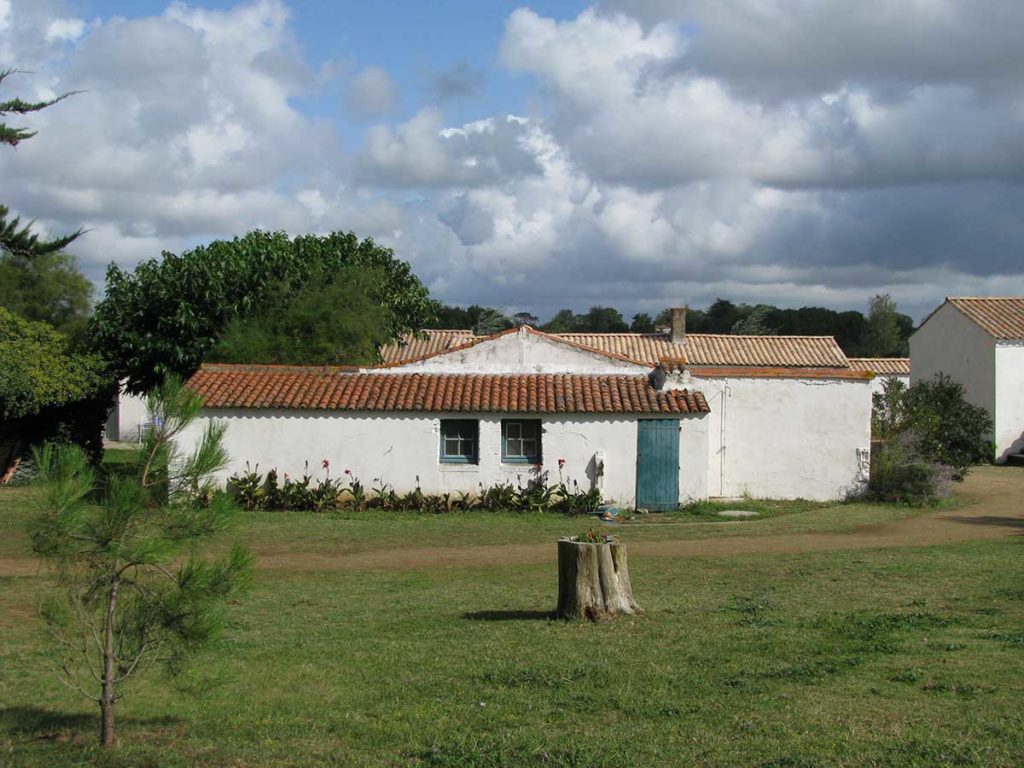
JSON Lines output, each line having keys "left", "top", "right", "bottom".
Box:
{"left": 910, "top": 297, "right": 1024, "bottom": 463}
{"left": 848, "top": 358, "right": 910, "bottom": 398}
{"left": 104, "top": 384, "right": 150, "bottom": 443}
{"left": 180, "top": 310, "right": 874, "bottom": 506}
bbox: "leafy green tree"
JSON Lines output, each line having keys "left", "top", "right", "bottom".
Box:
{"left": 0, "top": 307, "right": 103, "bottom": 422}
{"left": 473, "top": 307, "right": 513, "bottom": 335}
{"left": 0, "top": 249, "right": 92, "bottom": 342}
{"left": 511, "top": 311, "right": 539, "bottom": 327}
{"left": 208, "top": 268, "right": 393, "bottom": 365}
{"left": 872, "top": 373, "right": 992, "bottom": 479}
{"left": 861, "top": 294, "right": 904, "bottom": 356}
{"left": 1, "top": 70, "right": 82, "bottom": 258}
{"left": 703, "top": 299, "right": 741, "bottom": 333}
{"left": 92, "top": 230, "right": 438, "bottom": 393}
{"left": 0, "top": 307, "right": 110, "bottom": 474}
{"left": 731, "top": 305, "right": 777, "bottom": 335}
{"left": 630, "top": 312, "right": 656, "bottom": 333}
{"left": 542, "top": 308, "right": 578, "bottom": 333}
{"left": 903, "top": 374, "right": 993, "bottom": 476}
{"left": 577, "top": 306, "right": 628, "bottom": 333}
{"left": 29, "top": 377, "right": 251, "bottom": 747}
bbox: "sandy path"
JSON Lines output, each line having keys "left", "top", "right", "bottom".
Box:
{"left": 2, "top": 468, "right": 1021, "bottom": 577}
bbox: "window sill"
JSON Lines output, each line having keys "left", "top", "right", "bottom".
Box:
{"left": 439, "top": 463, "right": 480, "bottom": 472}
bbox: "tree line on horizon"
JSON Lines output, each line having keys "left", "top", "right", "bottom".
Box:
{"left": 435, "top": 296, "right": 914, "bottom": 358}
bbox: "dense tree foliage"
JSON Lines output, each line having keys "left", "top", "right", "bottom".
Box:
{"left": 862, "top": 293, "right": 911, "bottom": 356}
{"left": 30, "top": 378, "right": 251, "bottom": 746}
{"left": 0, "top": 308, "right": 103, "bottom": 421}
{"left": 92, "top": 230, "right": 437, "bottom": 393}
{"left": 0, "top": 249, "right": 92, "bottom": 342}
{"left": 0, "top": 308, "right": 110, "bottom": 474}
{"left": 208, "top": 268, "right": 393, "bottom": 366}
{"left": 630, "top": 312, "right": 656, "bottom": 333}
{"left": 872, "top": 374, "right": 993, "bottom": 479}
{"left": 540, "top": 306, "right": 628, "bottom": 333}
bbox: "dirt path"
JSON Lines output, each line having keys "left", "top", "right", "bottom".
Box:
{"left": 2, "top": 468, "right": 1021, "bottom": 577}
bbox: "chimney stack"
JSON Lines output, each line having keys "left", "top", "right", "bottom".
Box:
{"left": 670, "top": 306, "right": 687, "bottom": 344}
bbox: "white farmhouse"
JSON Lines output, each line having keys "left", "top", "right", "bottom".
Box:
{"left": 104, "top": 384, "right": 150, "bottom": 443}
{"left": 848, "top": 358, "right": 910, "bottom": 398}
{"left": 910, "top": 297, "right": 1024, "bottom": 463}
{"left": 180, "top": 310, "right": 874, "bottom": 506}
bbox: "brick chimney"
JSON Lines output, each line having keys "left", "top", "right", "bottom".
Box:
{"left": 670, "top": 306, "right": 687, "bottom": 344}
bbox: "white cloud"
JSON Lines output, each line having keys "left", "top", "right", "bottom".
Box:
{"left": 44, "top": 16, "right": 85, "bottom": 42}
{"left": 345, "top": 65, "right": 399, "bottom": 117}
{"left": 2, "top": 0, "right": 1023, "bottom": 323}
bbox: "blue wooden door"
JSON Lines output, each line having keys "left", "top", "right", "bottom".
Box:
{"left": 636, "top": 419, "right": 680, "bottom": 511}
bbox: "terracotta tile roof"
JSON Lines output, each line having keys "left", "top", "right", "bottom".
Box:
{"left": 188, "top": 365, "right": 710, "bottom": 415}
{"left": 379, "top": 330, "right": 475, "bottom": 364}
{"left": 848, "top": 358, "right": 910, "bottom": 375}
{"left": 945, "top": 297, "right": 1024, "bottom": 340}
{"left": 560, "top": 332, "right": 850, "bottom": 367}
{"left": 379, "top": 329, "right": 851, "bottom": 368}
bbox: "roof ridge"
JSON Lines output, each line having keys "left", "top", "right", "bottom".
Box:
{"left": 947, "top": 296, "right": 1024, "bottom": 301}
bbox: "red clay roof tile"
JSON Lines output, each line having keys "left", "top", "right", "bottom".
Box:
{"left": 188, "top": 365, "right": 709, "bottom": 416}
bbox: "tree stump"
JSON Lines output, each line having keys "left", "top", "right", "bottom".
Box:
{"left": 555, "top": 537, "right": 640, "bottom": 620}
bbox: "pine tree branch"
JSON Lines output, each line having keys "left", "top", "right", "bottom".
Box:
{"left": 0, "top": 204, "right": 83, "bottom": 258}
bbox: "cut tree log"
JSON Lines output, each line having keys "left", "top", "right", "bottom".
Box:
{"left": 555, "top": 537, "right": 640, "bottom": 620}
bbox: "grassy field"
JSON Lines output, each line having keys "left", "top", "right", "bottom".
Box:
{"left": 1, "top": 471, "right": 1022, "bottom": 766}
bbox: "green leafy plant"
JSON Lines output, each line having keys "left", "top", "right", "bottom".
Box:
{"left": 871, "top": 374, "right": 993, "bottom": 492}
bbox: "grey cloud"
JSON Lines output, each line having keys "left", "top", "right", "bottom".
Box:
{"left": 427, "top": 61, "right": 485, "bottom": 102}
{"left": 604, "top": 1, "right": 1024, "bottom": 97}
{"left": 345, "top": 66, "right": 399, "bottom": 118}
{"left": 438, "top": 195, "right": 495, "bottom": 246}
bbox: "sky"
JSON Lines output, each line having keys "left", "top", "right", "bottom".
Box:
{"left": 1, "top": 0, "right": 1023, "bottom": 323}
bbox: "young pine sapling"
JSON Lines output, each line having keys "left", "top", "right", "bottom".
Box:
{"left": 28, "top": 377, "right": 251, "bottom": 747}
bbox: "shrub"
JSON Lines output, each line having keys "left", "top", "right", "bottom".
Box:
{"left": 872, "top": 374, "right": 992, "bottom": 481}
{"left": 867, "top": 432, "right": 953, "bottom": 505}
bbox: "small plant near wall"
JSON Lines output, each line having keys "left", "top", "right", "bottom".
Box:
{"left": 227, "top": 460, "right": 342, "bottom": 512}
{"left": 226, "top": 459, "right": 604, "bottom": 514}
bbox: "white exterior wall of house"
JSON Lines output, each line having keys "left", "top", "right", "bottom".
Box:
{"left": 105, "top": 386, "right": 150, "bottom": 443}
{"left": 910, "top": 303, "right": 997, "bottom": 416}
{"left": 179, "top": 410, "right": 709, "bottom": 507}
{"left": 384, "top": 329, "right": 648, "bottom": 375}
{"left": 678, "top": 374, "right": 872, "bottom": 500}
{"left": 995, "top": 342, "right": 1024, "bottom": 459}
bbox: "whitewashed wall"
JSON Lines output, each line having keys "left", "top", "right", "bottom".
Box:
{"left": 104, "top": 385, "right": 150, "bottom": 443}
{"left": 910, "top": 303, "right": 996, "bottom": 415}
{"left": 670, "top": 374, "right": 872, "bottom": 501}
{"left": 995, "top": 342, "right": 1024, "bottom": 460}
{"left": 178, "top": 410, "right": 710, "bottom": 507}
{"left": 381, "top": 328, "right": 648, "bottom": 374}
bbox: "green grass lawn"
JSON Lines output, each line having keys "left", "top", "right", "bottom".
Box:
{"left": 1, "top": 481, "right": 1021, "bottom": 767}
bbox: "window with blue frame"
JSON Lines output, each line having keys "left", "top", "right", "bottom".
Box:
{"left": 440, "top": 419, "right": 479, "bottom": 464}
{"left": 501, "top": 419, "right": 542, "bottom": 464}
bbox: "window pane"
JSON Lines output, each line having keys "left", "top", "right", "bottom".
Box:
{"left": 459, "top": 439, "right": 475, "bottom": 457}
{"left": 507, "top": 438, "right": 522, "bottom": 456}
{"left": 521, "top": 438, "right": 537, "bottom": 457}
{"left": 444, "top": 438, "right": 461, "bottom": 456}
{"left": 506, "top": 422, "right": 521, "bottom": 439}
